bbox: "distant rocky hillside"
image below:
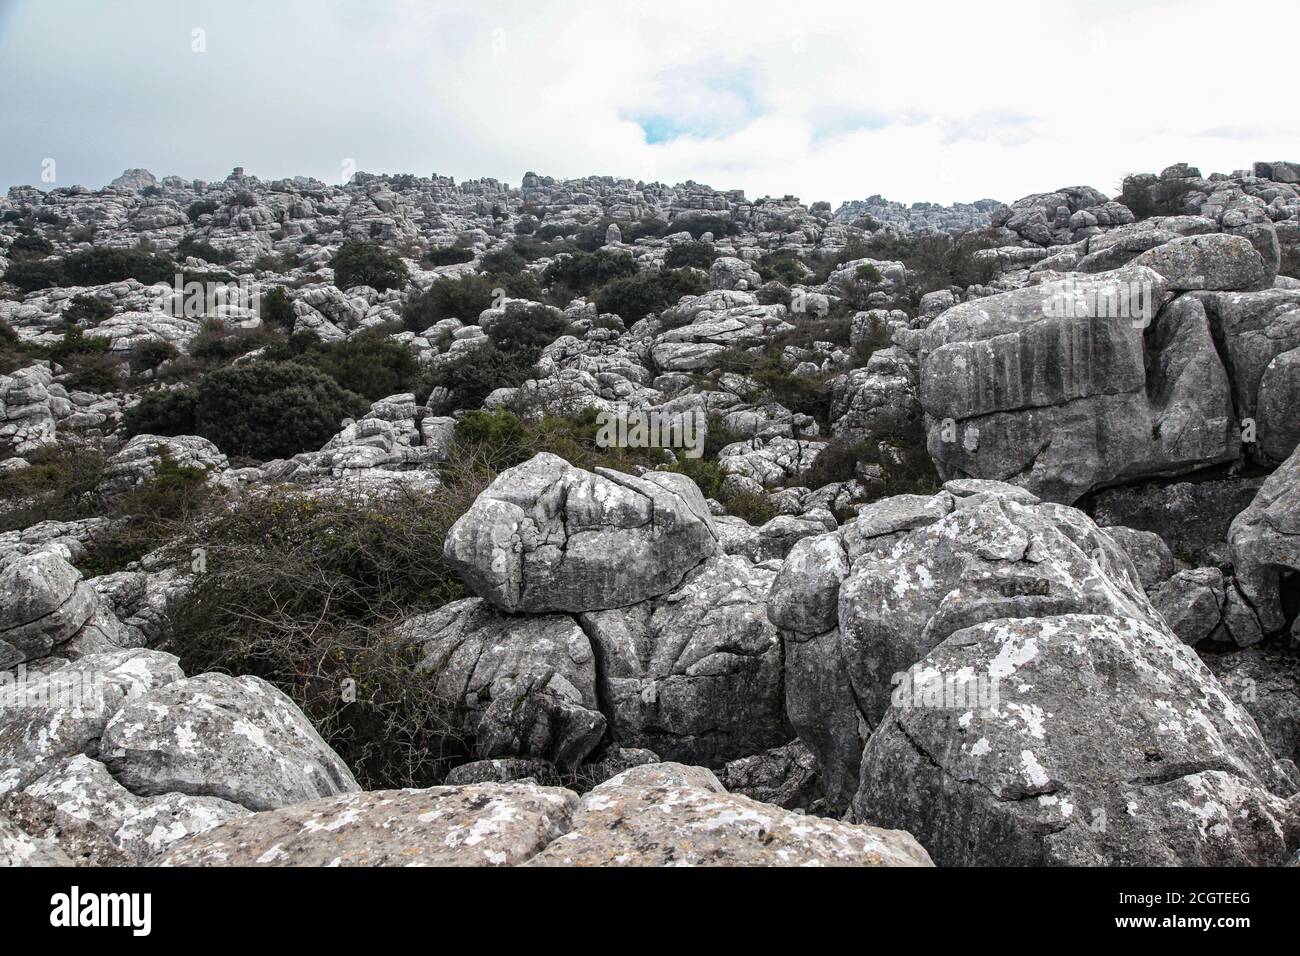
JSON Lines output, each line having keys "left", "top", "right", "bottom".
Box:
{"left": 2, "top": 158, "right": 1299, "bottom": 868}
{"left": 833, "top": 194, "right": 1005, "bottom": 233}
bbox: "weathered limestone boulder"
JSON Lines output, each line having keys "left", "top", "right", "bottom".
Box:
{"left": 577, "top": 554, "right": 786, "bottom": 766}
{"left": 96, "top": 433, "right": 228, "bottom": 496}
{"left": 154, "top": 782, "right": 578, "bottom": 866}
{"left": 527, "top": 763, "right": 933, "bottom": 867}
{"left": 1228, "top": 443, "right": 1300, "bottom": 636}
{"left": 912, "top": 267, "right": 1244, "bottom": 502}
{"left": 0, "top": 550, "right": 123, "bottom": 667}
{"left": 397, "top": 597, "right": 606, "bottom": 767}
{"left": 1102, "top": 525, "right": 1175, "bottom": 591}
{"left": 1193, "top": 289, "right": 1300, "bottom": 465}
{"left": 767, "top": 485, "right": 1160, "bottom": 808}
{"left": 854, "top": 615, "right": 1299, "bottom": 866}
{"left": 21, "top": 754, "right": 246, "bottom": 861}
{"left": 828, "top": 347, "right": 921, "bottom": 442}
{"left": 1131, "top": 233, "right": 1271, "bottom": 291}
{"left": 721, "top": 740, "right": 825, "bottom": 812}
{"left": 99, "top": 673, "right": 359, "bottom": 811}
{"left": 709, "top": 256, "right": 762, "bottom": 291}
{"left": 0, "top": 649, "right": 183, "bottom": 794}
{"left": 443, "top": 453, "right": 718, "bottom": 613}
{"left": 1150, "top": 568, "right": 1229, "bottom": 646}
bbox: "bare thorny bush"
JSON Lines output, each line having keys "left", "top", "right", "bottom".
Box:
{"left": 160, "top": 447, "right": 501, "bottom": 790}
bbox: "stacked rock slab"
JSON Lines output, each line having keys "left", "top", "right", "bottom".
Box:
{"left": 434, "top": 453, "right": 791, "bottom": 767}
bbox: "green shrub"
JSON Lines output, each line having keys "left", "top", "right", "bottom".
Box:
{"left": 124, "top": 361, "right": 367, "bottom": 460}
{"left": 671, "top": 214, "right": 740, "bottom": 239}
{"left": 176, "top": 235, "right": 235, "bottom": 265}
{"left": 186, "top": 199, "right": 219, "bottom": 221}
{"left": 417, "top": 343, "right": 535, "bottom": 411}
{"left": 479, "top": 247, "right": 527, "bottom": 276}
{"left": 2, "top": 258, "right": 65, "bottom": 292}
{"left": 755, "top": 250, "right": 808, "bottom": 285}
{"left": 425, "top": 246, "right": 475, "bottom": 267}
{"left": 485, "top": 304, "right": 570, "bottom": 361}
{"left": 663, "top": 241, "right": 717, "bottom": 271}
{"left": 594, "top": 268, "right": 708, "bottom": 323}
{"left": 61, "top": 246, "right": 177, "bottom": 286}
{"left": 331, "top": 240, "right": 408, "bottom": 292}
{"left": 664, "top": 456, "right": 725, "bottom": 499}
{"left": 402, "top": 274, "right": 497, "bottom": 329}
{"left": 262, "top": 328, "right": 419, "bottom": 401}
{"left": 129, "top": 338, "right": 179, "bottom": 374}
{"left": 78, "top": 448, "right": 215, "bottom": 575}
{"left": 452, "top": 407, "right": 667, "bottom": 475}
{"left": 8, "top": 231, "right": 54, "bottom": 259}
{"left": 725, "top": 490, "right": 777, "bottom": 526}
{"left": 623, "top": 220, "right": 669, "bottom": 242}
{"left": 542, "top": 249, "right": 638, "bottom": 298}
{"left": 259, "top": 286, "right": 296, "bottom": 329}
{"left": 63, "top": 294, "right": 114, "bottom": 326}
{"left": 161, "top": 480, "right": 488, "bottom": 789}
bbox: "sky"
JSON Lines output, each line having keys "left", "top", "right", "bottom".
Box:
{"left": 2, "top": 0, "right": 1298, "bottom": 208}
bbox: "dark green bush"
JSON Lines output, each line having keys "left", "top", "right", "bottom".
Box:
{"left": 63, "top": 294, "right": 114, "bottom": 326}
{"left": 162, "top": 481, "right": 487, "bottom": 789}
{"left": 186, "top": 199, "right": 219, "bottom": 221}
{"left": 663, "top": 240, "right": 718, "bottom": 271}
{"left": 542, "top": 249, "right": 638, "bottom": 298}
{"left": 2, "top": 258, "right": 65, "bottom": 292}
{"left": 331, "top": 240, "right": 408, "bottom": 292}
{"left": 402, "top": 274, "right": 497, "bottom": 329}
{"left": 259, "top": 286, "right": 296, "bottom": 330}
{"left": 417, "top": 343, "right": 535, "bottom": 411}
{"left": 670, "top": 214, "right": 741, "bottom": 239}
{"left": 594, "top": 268, "right": 708, "bottom": 323}
{"left": 61, "top": 246, "right": 177, "bottom": 286}
{"left": 8, "top": 231, "right": 54, "bottom": 259}
{"left": 124, "top": 361, "right": 367, "bottom": 460}
{"left": 262, "top": 328, "right": 419, "bottom": 401}
{"left": 479, "top": 247, "right": 527, "bottom": 276}
{"left": 485, "top": 304, "right": 570, "bottom": 361}
{"left": 176, "top": 235, "right": 235, "bottom": 265}
{"left": 425, "top": 246, "right": 475, "bottom": 267}
{"left": 755, "top": 250, "right": 808, "bottom": 285}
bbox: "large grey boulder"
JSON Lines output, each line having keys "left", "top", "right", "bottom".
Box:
{"left": 0, "top": 649, "right": 183, "bottom": 794}
{"left": 1194, "top": 289, "right": 1300, "bottom": 465}
{"left": 96, "top": 433, "right": 228, "bottom": 496}
{"left": 99, "top": 673, "right": 359, "bottom": 811}
{"left": 0, "top": 551, "right": 122, "bottom": 667}
{"left": 853, "top": 615, "right": 1299, "bottom": 866}
{"left": 443, "top": 453, "right": 718, "bottom": 613}
{"left": 21, "top": 754, "right": 246, "bottom": 861}
{"left": 911, "top": 266, "right": 1244, "bottom": 503}
{"left": 154, "top": 783, "right": 579, "bottom": 867}
{"left": 1131, "top": 233, "right": 1271, "bottom": 291}
{"left": 767, "top": 487, "right": 1160, "bottom": 809}
{"left": 1228, "top": 443, "right": 1300, "bottom": 636}
{"left": 527, "top": 763, "right": 933, "bottom": 867}
{"left": 397, "top": 597, "right": 606, "bottom": 767}
{"left": 577, "top": 554, "right": 787, "bottom": 767}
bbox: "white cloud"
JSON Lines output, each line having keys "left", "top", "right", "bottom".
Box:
{"left": 1, "top": 0, "right": 1297, "bottom": 205}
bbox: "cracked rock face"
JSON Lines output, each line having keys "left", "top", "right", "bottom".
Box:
{"left": 152, "top": 782, "right": 579, "bottom": 867}
{"left": 443, "top": 452, "right": 718, "bottom": 613}
{"left": 853, "top": 615, "right": 1299, "bottom": 866}
{"left": 912, "top": 266, "right": 1248, "bottom": 503}
{"left": 527, "top": 762, "right": 933, "bottom": 867}
{"left": 0, "top": 649, "right": 183, "bottom": 795}
{"left": 397, "top": 597, "right": 606, "bottom": 768}
{"left": 98, "top": 673, "right": 360, "bottom": 812}
{"left": 1228, "top": 442, "right": 1300, "bottom": 636}
{"left": 578, "top": 553, "right": 787, "bottom": 767}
